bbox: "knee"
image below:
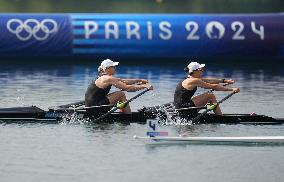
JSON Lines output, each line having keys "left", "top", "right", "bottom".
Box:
{"left": 207, "top": 93, "right": 216, "bottom": 100}
{"left": 118, "top": 91, "right": 126, "bottom": 99}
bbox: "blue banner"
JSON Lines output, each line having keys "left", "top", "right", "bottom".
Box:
{"left": 71, "top": 13, "right": 284, "bottom": 58}
{"left": 0, "top": 14, "right": 72, "bottom": 56}
{"left": 0, "top": 13, "right": 284, "bottom": 59}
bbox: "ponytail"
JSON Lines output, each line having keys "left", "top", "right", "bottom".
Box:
{"left": 184, "top": 67, "right": 192, "bottom": 77}
{"left": 98, "top": 66, "right": 105, "bottom": 77}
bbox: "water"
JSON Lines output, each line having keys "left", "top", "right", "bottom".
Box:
{"left": 0, "top": 63, "right": 284, "bottom": 182}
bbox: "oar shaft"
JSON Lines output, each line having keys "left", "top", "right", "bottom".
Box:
{"left": 124, "top": 88, "right": 150, "bottom": 105}
{"left": 93, "top": 88, "right": 150, "bottom": 122}
{"left": 48, "top": 100, "right": 85, "bottom": 111}
{"left": 167, "top": 106, "right": 207, "bottom": 112}
{"left": 191, "top": 91, "right": 236, "bottom": 123}
{"left": 216, "top": 92, "right": 236, "bottom": 105}
{"left": 50, "top": 104, "right": 115, "bottom": 112}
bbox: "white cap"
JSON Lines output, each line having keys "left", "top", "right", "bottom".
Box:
{"left": 100, "top": 59, "right": 119, "bottom": 71}
{"left": 187, "top": 62, "right": 205, "bottom": 73}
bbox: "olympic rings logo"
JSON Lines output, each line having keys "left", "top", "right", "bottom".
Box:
{"left": 6, "top": 19, "right": 58, "bottom": 41}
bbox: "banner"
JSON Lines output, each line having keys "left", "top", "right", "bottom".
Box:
{"left": 0, "top": 14, "right": 71, "bottom": 56}
{"left": 0, "top": 13, "right": 284, "bottom": 59}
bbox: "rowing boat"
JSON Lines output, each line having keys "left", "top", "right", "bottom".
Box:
{"left": 0, "top": 87, "right": 281, "bottom": 125}
{"left": 0, "top": 105, "right": 283, "bottom": 125}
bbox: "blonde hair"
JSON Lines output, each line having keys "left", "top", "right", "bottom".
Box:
{"left": 98, "top": 66, "right": 105, "bottom": 77}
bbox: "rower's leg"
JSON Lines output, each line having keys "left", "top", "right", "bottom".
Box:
{"left": 107, "top": 91, "right": 131, "bottom": 114}
{"left": 192, "top": 93, "right": 222, "bottom": 115}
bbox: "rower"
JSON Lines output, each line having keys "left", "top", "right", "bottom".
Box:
{"left": 85, "top": 59, "right": 153, "bottom": 114}
{"left": 174, "top": 61, "right": 240, "bottom": 115}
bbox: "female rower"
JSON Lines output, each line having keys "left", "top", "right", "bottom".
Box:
{"left": 174, "top": 61, "right": 240, "bottom": 115}
{"left": 85, "top": 59, "right": 153, "bottom": 114}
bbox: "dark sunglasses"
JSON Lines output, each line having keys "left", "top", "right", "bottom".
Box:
{"left": 108, "top": 66, "right": 116, "bottom": 69}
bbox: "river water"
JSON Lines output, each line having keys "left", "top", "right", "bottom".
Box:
{"left": 0, "top": 63, "right": 283, "bottom": 182}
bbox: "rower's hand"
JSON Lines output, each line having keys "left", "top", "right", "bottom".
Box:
{"left": 232, "top": 88, "right": 240, "bottom": 93}
{"left": 139, "top": 79, "right": 148, "bottom": 84}
{"left": 146, "top": 84, "right": 154, "bottom": 90}
{"left": 225, "top": 79, "right": 235, "bottom": 84}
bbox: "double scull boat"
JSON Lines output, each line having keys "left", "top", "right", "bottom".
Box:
{"left": 0, "top": 104, "right": 283, "bottom": 125}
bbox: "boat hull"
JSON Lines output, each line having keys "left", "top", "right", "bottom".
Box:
{"left": 0, "top": 106, "right": 283, "bottom": 125}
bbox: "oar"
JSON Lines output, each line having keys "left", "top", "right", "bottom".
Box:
{"left": 49, "top": 104, "right": 115, "bottom": 112}
{"left": 93, "top": 88, "right": 151, "bottom": 122}
{"left": 191, "top": 91, "right": 238, "bottom": 123}
{"left": 48, "top": 100, "right": 85, "bottom": 111}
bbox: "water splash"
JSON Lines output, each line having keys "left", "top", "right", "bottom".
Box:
{"left": 59, "top": 112, "right": 87, "bottom": 125}
{"left": 154, "top": 103, "right": 193, "bottom": 126}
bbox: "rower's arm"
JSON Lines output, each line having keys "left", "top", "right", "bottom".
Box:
{"left": 196, "top": 79, "right": 235, "bottom": 91}
{"left": 120, "top": 79, "right": 148, "bottom": 85}
{"left": 202, "top": 78, "right": 235, "bottom": 84}
{"left": 110, "top": 77, "right": 150, "bottom": 92}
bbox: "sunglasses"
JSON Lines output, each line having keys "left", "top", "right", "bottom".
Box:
{"left": 196, "top": 68, "right": 204, "bottom": 72}
{"left": 108, "top": 66, "right": 116, "bottom": 69}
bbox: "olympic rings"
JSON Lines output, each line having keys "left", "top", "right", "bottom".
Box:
{"left": 7, "top": 19, "right": 58, "bottom": 41}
